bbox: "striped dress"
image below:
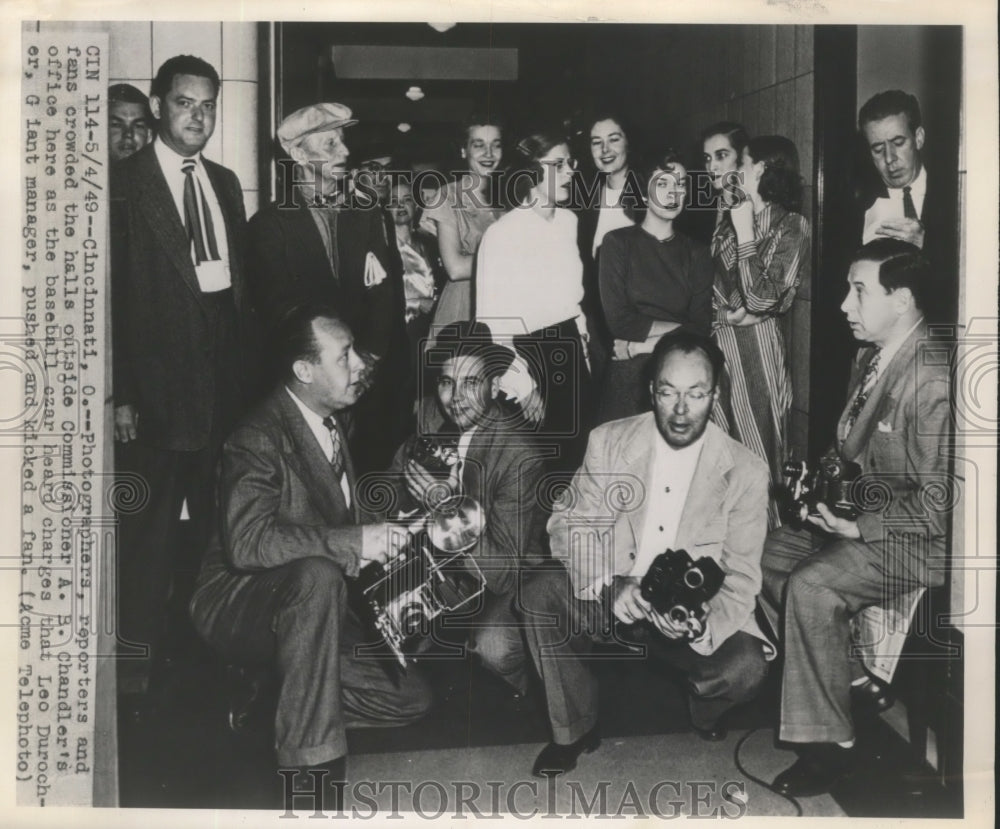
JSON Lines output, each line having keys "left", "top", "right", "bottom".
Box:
{"left": 711, "top": 203, "right": 811, "bottom": 528}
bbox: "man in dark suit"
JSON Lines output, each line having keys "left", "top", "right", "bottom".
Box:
{"left": 520, "top": 331, "right": 772, "bottom": 777}
{"left": 247, "top": 103, "right": 408, "bottom": 474}
{"left": 855, "top": 90, "right": 957, "bottom": 321}
{"left": 111, "top": 55, "right": 256, "bottom": 695}
{"left": 380, "top": 321, "right": 547, "bottom": 691}
{"left": 108, "top": 83, "right": 154, "bottom": 163}
{"left": 762, "top": 240, "right": 952, "bottom": 796}
{"left": 190, "top": 307, "right": 431, "bottom": 793}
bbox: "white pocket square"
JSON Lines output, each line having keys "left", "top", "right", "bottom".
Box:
{"left": 363, "top": 252, "right": 387, "bottom": 287}
{"left": 877, "top": 420, "right": 893, "bottom": 433}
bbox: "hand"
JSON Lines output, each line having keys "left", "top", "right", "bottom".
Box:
{"left": 874, "top": 217, "right": 925, "bottom": 248}
{"left": 114, "top": 404, "right": 138, "bottom": 443}
{"left": 611, "top": 576, "right": 649, "bottom": 624}
{"left": 729, "top": 199, "right": 755, "bottom": 241}
{"left": 725, "top": 306, "right": 748, "bottom": 325}
{"left": 360, "top": 522, "right": 408, "bottom": 566}
{"left": 403, "top": 458, "right": 458, "bottom": 511}
{"left": 807, "top": 502, "right": 862, "bottom": 539}
{"left": 612, "top": 339, "right": 632, "bottom": 361}
{"left": 644, "top": 606, "right": 695, "bottom": 640}
{"left": 495, "top": 355, "right": 544, "bottom": 424}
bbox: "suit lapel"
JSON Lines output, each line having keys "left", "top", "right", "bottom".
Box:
{"left": 132, "top": 147, "right": 206, "bottom": 309}
{"left": 675, "top": 424, "right": 730, "bottom": 550}
{"left": 842, "top": 324, "right": 923, "bottom": 459}
{"left": 275, "top": 390, "right": 351, "bottom": 523}
{"left": 619, "top": 417, "right": 655, "bottom": 554}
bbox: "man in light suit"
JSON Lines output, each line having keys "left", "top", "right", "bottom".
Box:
{"left": 380, "top": 321, "right": 547, "bottom": 692}
{"left": 762, "top": 240, "right": 951, "bottom": 796}
{"left": 190, "top": 306, "right": 431, "bottom": 793}
{"left": 111, "top": 55, "right": 257, "bottom": 695}
{"left": 519, "top": 331, "right": 772, "bottom": 777}
{"left": 247, "top": 103, "right": 408, "bottom": 474}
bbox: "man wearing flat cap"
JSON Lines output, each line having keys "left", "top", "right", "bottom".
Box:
{"left": 248, "top": 102, "right": 409, "bottom": 474}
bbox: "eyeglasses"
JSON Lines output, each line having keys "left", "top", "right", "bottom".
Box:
{"left": 653, "top": 388, "right": 713, "bottom": 405}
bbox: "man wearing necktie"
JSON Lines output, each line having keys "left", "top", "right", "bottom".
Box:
{"left": 190, "top": 306, "right": 431, "bottom": 798}
{"left": 379, "top": 320, "right": 547, "bottom": 695}
{"left": 856, "top": 90, "right": 957, "bottom": 323}
{"left": 760, "top": 240, "right": 952, "bottom": 796}
{"left": 111, "top": 55, "right": 258, "bottom": 700}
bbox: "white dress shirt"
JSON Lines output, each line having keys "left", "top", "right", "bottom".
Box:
{"left": 630, "top": 423, "right": 706, "bottom": 579}
{"left": 285, "top": 387, "right": 351, "bottom": 507}
{"left": 154, "top": 139, "right": 232, "bottom": 292}
{"left": 592, "top": 182, "right": 634, "bottom": 256}
{"left": 862, "top": 165, "right": 928, "bottom": 246}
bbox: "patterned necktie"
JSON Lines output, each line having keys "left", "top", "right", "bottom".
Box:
{"left": 321, "top": 416, "right": 345, "bottom": 479}
{"left": 182, "top": 159, "right": 221, "bottom": 265}
{"left": 845, "top": 348, "right": 882, "bottom": 435}
{"left": 902, "top": 185, "right": 918, "bottom": 220}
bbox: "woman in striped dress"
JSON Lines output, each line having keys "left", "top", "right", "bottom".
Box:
{"left": 711, "top": 135, "right": 810, "bottom": 528}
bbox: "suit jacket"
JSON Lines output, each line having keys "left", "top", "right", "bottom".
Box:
{"left": 110, "top": 144, "right": 254, "bottom": 451}
{"left": 835, "top": 322, "right": 951, "bottom": 586}
{"left": 548, "top": 416, "right": 771, "bottom": 655}
{"left": 191, "top": 386, "right": 366, "bottom": 628}
{"left": 247, "top": 195, "right": 406, "bottom": 363}
{"left": 384, "top": 405, "right": 547, "bottom": 597}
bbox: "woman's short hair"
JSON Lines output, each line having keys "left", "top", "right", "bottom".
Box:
{"left": 506, "top": 128, "right": 570, "bottom": 205}
{"left": 459, "top": 112, "right": 505, "bottom": 151}
{"left": 747, "top": 135, "right": 803, "bottom": 214}
{"left": 699, "top": 121, "right": 750, "bottom": 160}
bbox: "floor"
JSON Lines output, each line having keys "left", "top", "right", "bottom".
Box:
{"left": 117, "top": 623, "right": 961, "bottom": 818}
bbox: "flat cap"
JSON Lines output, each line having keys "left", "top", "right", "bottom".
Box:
{"left": 277, "top": 103, "right": 357, "bottom": 153}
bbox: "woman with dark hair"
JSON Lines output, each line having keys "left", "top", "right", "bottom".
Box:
{"left": 423, "top": 114, "right": 505, "bottom": 329}
{"left": 711, "top": 134, "right": 811, "bottom": 528}
{"left": 576, "top": 112, "right": 644, "bottom": 383}
{"left": 475, "top": 129, "right": 592, "bottom": 469}
{"left": 687, "top": 121, "right": 751, "bottom": 244}
{"left": 596, "top": 152, "right": 714, "bottom": 423}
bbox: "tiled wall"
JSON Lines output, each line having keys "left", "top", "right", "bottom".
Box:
{"left": 660, "top": 26, "right": 816, "bottom": 460}
{"left": 30, "top": 21, "right": 262, "bottom": 217}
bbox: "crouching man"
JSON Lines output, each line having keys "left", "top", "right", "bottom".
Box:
{"left": 190, "top": 305, "right": 431, "bottom": 796}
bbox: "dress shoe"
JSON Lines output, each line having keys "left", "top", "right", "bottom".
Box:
{"left": 289, "top": 757, "right": 346, "bottom": 810}
{"left": 532, "top": 725, "right": 600, "bottom": 777}
{"left": 851, "top": 678, "right": 894, "bottom": 716}
{"left": 693, "top": 721, "right": 728, "bottom": 742}
{"left": 772, "top": 743, "right": 856, "bottom": 797}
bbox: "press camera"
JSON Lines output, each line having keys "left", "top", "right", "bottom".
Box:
{"left": 639, "top": 549, "right": 725, "bottom": 638}
{"left": 357, "top": 495, "right": 487, "bottom": 666}
{"left": 780, "top": 453, "right": 861, "bottom": 528}
{"left": 411, "top": 436, "right": 460, "bottom": 479}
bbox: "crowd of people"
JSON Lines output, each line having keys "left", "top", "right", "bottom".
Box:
{"left": 109, "top": 54, "right": 954, "bottom": 805}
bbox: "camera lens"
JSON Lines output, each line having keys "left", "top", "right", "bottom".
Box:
{"left": 669, "top": 605, "right": 689, "bottom": 624}
{"left": 399, "top": 603, "right": 426, "bottom": 637}
{"left": 683, "top": 568, "right": 704, "bottom": 589}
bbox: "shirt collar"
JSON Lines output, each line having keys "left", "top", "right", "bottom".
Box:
{"left": 285, "top": 386, "right": 330, "bottom": 436}
{"left": 154, "top": 138, "right": 203, "bottom": 175}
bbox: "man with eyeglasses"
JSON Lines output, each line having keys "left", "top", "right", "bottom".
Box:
{"left": 518, "top": 330, "right": 773, "bottom": 777}
{"left": 108, "top": 83, "right": 154, "bottom": 162}
{"left": 378, "top": 320, "right": 547, "bottom": 696}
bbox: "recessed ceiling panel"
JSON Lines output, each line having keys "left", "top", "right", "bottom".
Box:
{"left": 331, "top": 45, "right": 518, "bottom": 81}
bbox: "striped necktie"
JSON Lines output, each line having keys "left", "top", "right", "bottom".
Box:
{"left": 321, "top": 415, "right": 345, "bottom": 479}
{"left": 845, "top": 349, "right": 882, "bottom": 435}
{"left": 182, "top": 159, "right": 221, "bottom": 265}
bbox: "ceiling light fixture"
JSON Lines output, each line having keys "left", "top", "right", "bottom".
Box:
{"left": 398, "top": 123, "right": 412, "bottom": 133}
{"left": 427, "top": 22, "right": 457, "bottom": 33}
{"left": 405, "top": 86, "right": 425, "bottom": 102}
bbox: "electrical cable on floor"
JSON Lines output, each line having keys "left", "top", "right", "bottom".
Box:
{"left": 733, "top": 728, "right": 803, "bottom": 817}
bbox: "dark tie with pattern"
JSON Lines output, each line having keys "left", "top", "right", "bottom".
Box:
{"left": 845, "top": 349, "right": 882, "bottom": 435}
{"left": 182, "top": 159, "right": 221, "bottom": 265}
{"left": 321, "top": 416, "right": 345, "bottom": 479}
{"left": 902, "top": 185, "right": 918, "bottom": 220}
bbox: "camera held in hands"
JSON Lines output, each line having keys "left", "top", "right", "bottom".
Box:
{"left": 639, "top": 549, "right": 726, "bottom": 638}
{"left": 357, "top": 495, "right": 486, "bottom": 667}
{"left": 780, "top": 453, "right": 862, "bottom": 529}
{"left": 411, "top": 436, "right": 460, "bottom": 479}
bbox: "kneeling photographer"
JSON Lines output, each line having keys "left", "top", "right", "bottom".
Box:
{"left": 370, "top": 320, "right": 548, "bottom": 693}
{"left": 518, "top": 331, "right": 774, "bottom": 778}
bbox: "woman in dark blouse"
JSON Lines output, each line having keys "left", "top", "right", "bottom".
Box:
{"left": 597, "top": 151, "right": 714, "bottom": 423}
